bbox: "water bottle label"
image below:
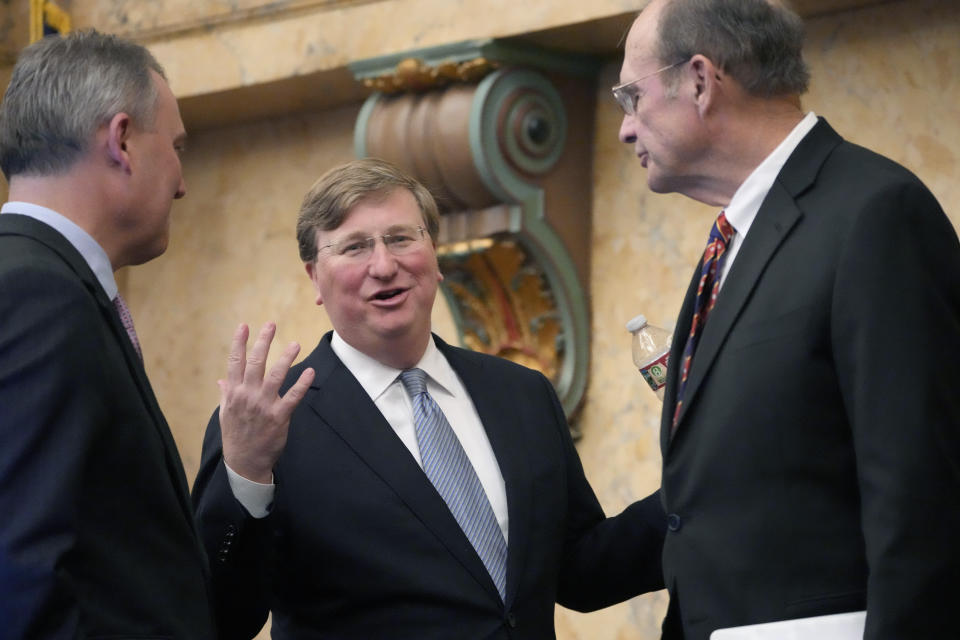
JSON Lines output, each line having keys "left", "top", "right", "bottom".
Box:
{"left": 639, "top": 350, "right": 670, "bottom": 393}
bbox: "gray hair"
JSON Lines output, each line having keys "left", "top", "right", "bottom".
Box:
{"left": 296, "top": 158, "right": 441, "bottom": 262}
{"left": 656, "top": 0, "right": 810, "bottom": 97}
{"left": 0, "top": 30, "right": 166, "bottom": 180}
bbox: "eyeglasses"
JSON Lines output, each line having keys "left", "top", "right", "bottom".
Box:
{"left": 317, "top": 224, "right": 428, "bottom": 261}
{"left": 611, "top": 60, "right": 686, "bottom": 115}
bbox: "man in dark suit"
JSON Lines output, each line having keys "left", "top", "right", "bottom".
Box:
{"left": 192, "top": 158, "right": 667, "bottom": 639}
{"left": 0, "top": 31, "right": 233, "bottom": 637}
{"left": 616, "top": 1, "right": 960, "bottom": 638}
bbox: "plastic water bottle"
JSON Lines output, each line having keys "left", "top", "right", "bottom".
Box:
{"left": 626, "top": 314, "right": 673, "bottom": 401}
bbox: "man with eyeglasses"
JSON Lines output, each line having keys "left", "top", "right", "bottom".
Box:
{"left": 191, "top": 158, "right": 668, "bottom": 639}
{"left": 615, "top": 1, "right": 960, "bottom": 639}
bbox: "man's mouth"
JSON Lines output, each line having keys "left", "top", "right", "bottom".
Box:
{"left": 372, "top": 288, "right": 405, "bottom": 301}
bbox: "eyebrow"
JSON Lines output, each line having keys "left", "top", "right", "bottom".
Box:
{"left": 335, "top": 231, "right": 370, "bottom": 243}
{"left": 335, "top": 225, "right": 417, "bottom": 240}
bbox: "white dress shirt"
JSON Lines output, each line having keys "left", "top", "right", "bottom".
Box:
{"left": 1, "top": 201, "right": 117, "bottom": 298}
{"left": 227, "top": 332, "right": 510, "bottom": 542}
{"left": 719, "top": 111, "right": 819, "bottom": 289}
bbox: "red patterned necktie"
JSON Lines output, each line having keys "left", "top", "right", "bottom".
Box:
{"left": 113, "top": 293, "right": 143, "bottom": 361}
{"left": 673, "top": 211, "right": 735, "bottom": 430}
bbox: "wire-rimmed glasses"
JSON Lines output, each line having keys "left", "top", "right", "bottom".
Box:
{"left": 612, "top": 60, "right": 686, "bottom": 115}
{"left": 317, "top": 225, "right": 428, "bottom": 261}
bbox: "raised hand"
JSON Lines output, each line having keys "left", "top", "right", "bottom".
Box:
{"left": 218, "top": 322, "right": 315, "bottom": 483}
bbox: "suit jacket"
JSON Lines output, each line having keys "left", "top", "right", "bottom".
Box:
{"left": 658, "top": 119, "right": 960, "bottom": 640}
{"left": 0, "top": 213, "right": 215, "bottom": 639}
{"left": 193, "top": 333, "right": 666, "bottom": 639}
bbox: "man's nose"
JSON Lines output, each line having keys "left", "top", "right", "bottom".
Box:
{"left": 367, "top": 240, "right": 398, "bottom": 276}
{"left": 618, "top": 113, "right": 637, "bottom": 144}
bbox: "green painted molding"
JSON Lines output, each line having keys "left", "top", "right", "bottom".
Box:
{"left": 348, "top": 38, "right": 602, "bottom": 82}
{"left": 467, "top": 68, "right": 589, "bottom": 418}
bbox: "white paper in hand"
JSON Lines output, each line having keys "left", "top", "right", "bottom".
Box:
{"left": 710, "top": 611, "right": 865, "bottom": 639}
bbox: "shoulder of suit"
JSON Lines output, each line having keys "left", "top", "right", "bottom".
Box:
{"left": 807, "top": 119, "right": 920, "bottom": 186}
{"left": 0, "top": 235, "right": 85, "bottom": 290}
{"left": 0, "top": 216, "right": 95, "bottom": 286}
{"left": 436, "top": 336, "right": 548, "bottom": 382}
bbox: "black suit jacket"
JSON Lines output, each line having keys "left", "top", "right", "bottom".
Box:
{"left": 659, "top": 119, "right": 960, "bottom": 639}
{"left": 0, "top": 214, "right": 215, "bottom": 639}
{"left": 193, "top": 333, "right": 666, "bottom": 639}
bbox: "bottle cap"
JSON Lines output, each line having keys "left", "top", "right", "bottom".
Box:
{"left": 625, "top": 314, "right": 648, "bottom": 333}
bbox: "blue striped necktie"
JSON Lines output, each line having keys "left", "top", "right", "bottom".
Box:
{"left": 399, "top": 368, "right": 507, "bottom": 600}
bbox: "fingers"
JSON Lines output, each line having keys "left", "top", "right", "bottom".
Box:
{"left": 223, "top": 322, "right": 308, "bottom": 396}
{"left": 244, "top": 322, "right": 276, "bottom": 383}
{"left": 277, "top": 367, "right": 316, "bottom": 416}
{"left": 263, "top": 340, "right": 302, "bottom": 395}
{"left": 225, "top": 323, "right": 250, "bottom": 385}
{"left": 217, "top": 323, "right": 311, "bottom": 483}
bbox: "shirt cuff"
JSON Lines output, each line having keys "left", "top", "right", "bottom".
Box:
{"left": 224, "top": 461, "right": 275, "bottom": 519}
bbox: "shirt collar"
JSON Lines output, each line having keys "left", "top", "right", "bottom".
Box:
{"left": 1, "top": 201, "right": 118, "bottom": 299}
{"left": 330, "top": 332, "right": 458, "bottom": 402}
{"left": 723, "top": 111, "right": 819, "bottom": 237}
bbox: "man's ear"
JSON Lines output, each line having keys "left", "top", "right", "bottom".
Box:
{"left": 431, "top": 241, "right": 444, "bottom": 283}
{"left": 690, "top": 54, "right": 722, "bottom": 118}
{"left": 106, "top": 112, "right": 133, "bottom": 173}
{"left": 304, "top": 261, "right": 324, "bottom": 306}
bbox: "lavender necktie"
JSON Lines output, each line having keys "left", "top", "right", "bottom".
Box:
{"left": 113, "top": 293, "right": 143, "bottom": 360}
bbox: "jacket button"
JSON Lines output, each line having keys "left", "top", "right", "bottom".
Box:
{"left": 506, "top": 612, "right": 517, "bottom": 628}
{"left": 667, "top": 513, "right": 682, "bottom": 531}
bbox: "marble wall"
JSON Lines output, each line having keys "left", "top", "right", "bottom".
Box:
{"left": 67, "top": 0, "right": 646, "bottom": 99}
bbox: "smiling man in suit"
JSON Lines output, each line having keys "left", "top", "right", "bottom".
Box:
{"left": 192, "top": 158, "right": 668, "bottom": 639}
{"left": 615, "top": 0, "right": 960, "bottom": 638}
{"left": 0, "top": 31, "right": 222, "bottom": 637}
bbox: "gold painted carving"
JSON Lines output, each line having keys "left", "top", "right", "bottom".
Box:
{"left": 363, "top": 57, "right": 497, "bottom": 94}
{"left": 30, "top": 0, "right": 71, "bottom": 43}
{"left": 440, "top": 240, "right": 560, "bottom": 381}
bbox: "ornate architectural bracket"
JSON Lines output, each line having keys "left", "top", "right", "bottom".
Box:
{"left": 351, "top": 40, "right": 598, "bottom": 425}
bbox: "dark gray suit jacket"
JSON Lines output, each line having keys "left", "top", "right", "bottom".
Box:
{"left": 194, "top": 332, "right": 667, "bottom": 639}
{"left": 659, "top": 119, "right": 960, "bottom": 640}
{"left": 0, "top": 213, "right": 215, "bottom": 639}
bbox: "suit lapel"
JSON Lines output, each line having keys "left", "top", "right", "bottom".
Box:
{"left": 669, "top": 187, "right": 802, "bottom": 435}
{"left": 666, "top": 119, "right": 843, "bottom": 444}
{"left": 439, "top": 338, "right": 532, "bottom": 607}
{"left": 304, "top": 336, "right": 503, "bottom": 603}
{"left": 97, "top": 288, "right": 199, "bottom": 530}
{"left": 661, "top": 266, "right": 699, "bottom": 455}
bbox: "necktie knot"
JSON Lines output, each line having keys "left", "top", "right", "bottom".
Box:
{"left": 400, "top": 368, "right": 428, "bottom": 397}
{"left": 705, "top": 210, "right": 735, "bottom": 258}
